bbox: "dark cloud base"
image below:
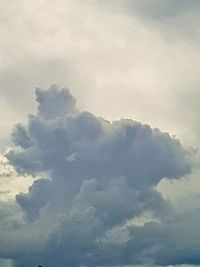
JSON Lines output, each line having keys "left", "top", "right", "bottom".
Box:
{"left": 1, "top": 86, "right": 193, "bottom": 266}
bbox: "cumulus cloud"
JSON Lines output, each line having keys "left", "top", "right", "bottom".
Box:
{"left": 1, "top": 1, "right": 200, "bottom": 266}
{"left": 0, "top": 85, "right": 192, "bottom": 266}
{"left": 36, "top": 85, "right": 77, "bottom": 120}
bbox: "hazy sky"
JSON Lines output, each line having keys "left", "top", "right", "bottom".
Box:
{"left": 1, "top": 1, "right": 200, "bottom": 266}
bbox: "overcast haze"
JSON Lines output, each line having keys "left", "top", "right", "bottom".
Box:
{"left": 1, "top": 1, "right": 200, "bottom": 266}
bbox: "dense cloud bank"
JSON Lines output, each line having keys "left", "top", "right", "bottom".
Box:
{"left": 1, "top": 86, "right": 192, "bottom": 266}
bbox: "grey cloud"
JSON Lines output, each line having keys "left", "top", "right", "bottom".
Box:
{"left": 157, "top": 209, "right": 200, "bottom": 266}
{"left": 124, "top": 209, "right": 200, "bottom": 266}
{"left": 1, "top": 1, "right": 200, "bottom": 264}
{"left": 0, "top": 202, "right": 22, "bottom": 231}
{"left": 12, "top": 124, "right": 33, "bottom": 149}
{"left": 2, "top": 85, "right": 191, "bottom": 266}
{"left": 36, "top": 85, "right": 76, "bottom": 120}
{"left": 104, "top": 0, "right": 200, "bottom": 42}
{"left": 16, "top": 178, "right": 51, "bottom": 222}
{"left": 108, "top": 0, "right": 200, "bottom": 20}
{"left": 8, "top": 87, "right": 190, "bottom": 186}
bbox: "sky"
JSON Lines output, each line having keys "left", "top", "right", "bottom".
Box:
{"left": 1, "top": 0, "right": 200, "bottom": 266}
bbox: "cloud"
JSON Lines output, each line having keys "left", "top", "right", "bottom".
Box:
{"left": 0, "top": 154, "right": 33, "bottom": 202}
{"left": 111, "top": 0, "right": 200, "bottom": 20}
{"left": 36, "top": 85, "right": 77, "bottom": 120}
{"left": 1, "top": 85, "right": 191, "bottom": 266}
{"left": 126, "top": 209, "right": 200, "bottom": 266}
{"left": 1, "top": 1, "right": 200, "bottom": 265}
{"left": 2, "top": 0, "right": 200, "bottom": 150}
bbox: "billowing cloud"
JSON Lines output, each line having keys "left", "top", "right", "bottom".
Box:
{"left": 0, "top": 86, "right": 191, "bottom": 266}
{"left": 1, "top": 1, "right": 200, "bottom": 266}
